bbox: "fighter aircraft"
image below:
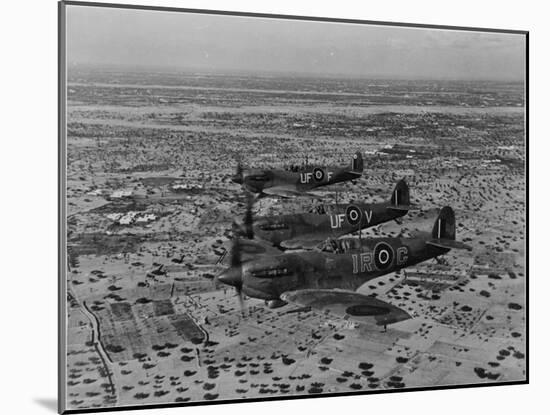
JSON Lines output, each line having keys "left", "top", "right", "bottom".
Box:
{"left": 217, "top": 206, "right": 471, "bottom": 328}
{"left": 231, "top": 151, "right": 364, "bottom": 198}
{"left": 234, "top": 179, "right": 417, "bottom": 250}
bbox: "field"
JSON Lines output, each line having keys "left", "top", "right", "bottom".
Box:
{"left": 64, "top": 67, "right": 526, "bottom": 411}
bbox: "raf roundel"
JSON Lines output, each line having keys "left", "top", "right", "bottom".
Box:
{"left": 374, "top": 242, "right": 394, "bottom": 270}
{"left": 345, "top": 204, "right": 362, "bottom": 226}
{"left": 313, "top": 167, "right": 325, "bottom": 182}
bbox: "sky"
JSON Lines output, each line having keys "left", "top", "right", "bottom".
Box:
{"left": 66, "top": 5, "right": 526, "bottom": 81}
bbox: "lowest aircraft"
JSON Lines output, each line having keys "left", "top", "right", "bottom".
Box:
{"left": 218, "top": 206, "right": 471, "bottom": 328}
{"left": 234, "top": 179, "right": 417, "bottom": 249}
{"left": 232, "top": 151, "right": 364, "bottom": 198}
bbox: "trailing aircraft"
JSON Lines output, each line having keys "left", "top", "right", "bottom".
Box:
{"left": 234, "top": 179, "right": 417, "bottom": 250}
{"left": 217, "top": 206, "right": 471, "bottom": 329}
{"left": 231, "top": 151, "right": 364, "bottom": 198}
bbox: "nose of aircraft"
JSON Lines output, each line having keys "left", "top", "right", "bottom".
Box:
{"left": 217, "top": 267, "right": 242, "bottom": 287}
{"left": 231, "top": 174, "right": 243, "bottom": 184}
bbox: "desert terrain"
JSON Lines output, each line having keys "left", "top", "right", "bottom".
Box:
{"left": 64, "top": 67, "right": 526, "bottom": 411}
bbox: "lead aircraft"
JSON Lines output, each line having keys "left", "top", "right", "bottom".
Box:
{"left": 218, "top": 206, "right": 471, "bottom": 329}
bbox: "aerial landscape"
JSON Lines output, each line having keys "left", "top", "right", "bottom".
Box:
{"left": 64, "top": 67, "right": 526, "bottom": 411}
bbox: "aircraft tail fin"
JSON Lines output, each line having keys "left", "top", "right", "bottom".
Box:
{"left": 390, "top": 179, "right": 409, "bottom": 206}
{"left": 387, "top": 179, "right": 418, "bottom": 212}
{"left": 351, "top": 151, "right": 364, "bottom": 173}
{"left": 431, "top": 206, "right": 455, "bottom": 240}
{"left": 426, "top": 206, "right": 471, "bottom": 251}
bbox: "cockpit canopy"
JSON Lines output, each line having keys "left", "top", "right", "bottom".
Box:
{"left": 321, "top": 238, "right": 363, "bottom": 253}
{"left": 307, "top": 204, "right": 328, "bottom": 215}
{"left": 247, "top": 173, "right": 270, "bottom": 182}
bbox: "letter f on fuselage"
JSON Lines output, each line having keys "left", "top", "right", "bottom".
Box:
{"left": 233, "top": 151, "right": 364, "bottom": 198}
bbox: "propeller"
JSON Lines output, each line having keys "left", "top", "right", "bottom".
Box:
{"left": 217, "top": 237, "right": 246, "bottom": 314}
{"left": 232, "top": 158, "right": 244, "bottom": 184}
{"left": 244, "top": 191, "right": 254, "bottom": 239}
{"left": 231, "top": 238, "right": 245, "bottom": 310}
{"left": 236, "top": 283, "right": 245, "bottom": 313}
{"left": 231, "top": 191, "right": 255, "bottom": 239}
{"left": 218, "top": 191, "right": 255, "bottom": 314}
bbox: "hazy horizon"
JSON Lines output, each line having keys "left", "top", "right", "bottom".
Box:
{"left": 66, "top": 5, "right": 526, "bottom": 82}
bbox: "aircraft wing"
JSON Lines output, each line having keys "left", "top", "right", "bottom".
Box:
{"left": 217, "top": 239, "right": 282, "bottom": 266}
{"left": 280, "top": 289, "right": 411, "bottom": 326}
{"left": 262, "top": 186, "right": 323, "bottom": 199}
{"left": 239, "top": 239, "right": 283, "bottom": 258}
{"left": 279, "top": 238, "right": 324, "bottom": 250}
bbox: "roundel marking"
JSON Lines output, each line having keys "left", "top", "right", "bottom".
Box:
{"left": 346, "top": 204, "right": 362, "bottom": 226}
{"left": 313, "top": 167, "right": 325, "bottom": 182}
{"left": 374, "top": 242, "right": 394, "bottom": 270}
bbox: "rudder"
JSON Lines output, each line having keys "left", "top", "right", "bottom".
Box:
{"left": 431, "top": 206, "right": 456, "bottom": 240}
{"left": 390, "top": 179, "right": 410, "bottom": 207}
{"left": 351, "top": 151, "right": 363, "bottom": 173}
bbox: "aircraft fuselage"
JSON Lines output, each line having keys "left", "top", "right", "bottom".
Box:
{"left": 253, "top": 201, "right": 407, "bottom": 246}
{"left": 242, "top": 166, "right": 361, "bottom": 195}
{"left": 239, "top": 237, "right": 449, "bottom": 301}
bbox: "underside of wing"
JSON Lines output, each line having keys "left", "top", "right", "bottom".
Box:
{"left": 280, "top": 289, "right": 412, "bottom": 326}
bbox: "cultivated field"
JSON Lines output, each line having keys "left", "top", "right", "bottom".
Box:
{"left": 64, "top": 67, "right": 526, "bottom": 410}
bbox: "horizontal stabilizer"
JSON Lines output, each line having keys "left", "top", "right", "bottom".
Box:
{"left": 427, "top": 238, "right": 472, "bottom": 251}
{"left": 387, "top": 204, "right": 420, "bottom": 212}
